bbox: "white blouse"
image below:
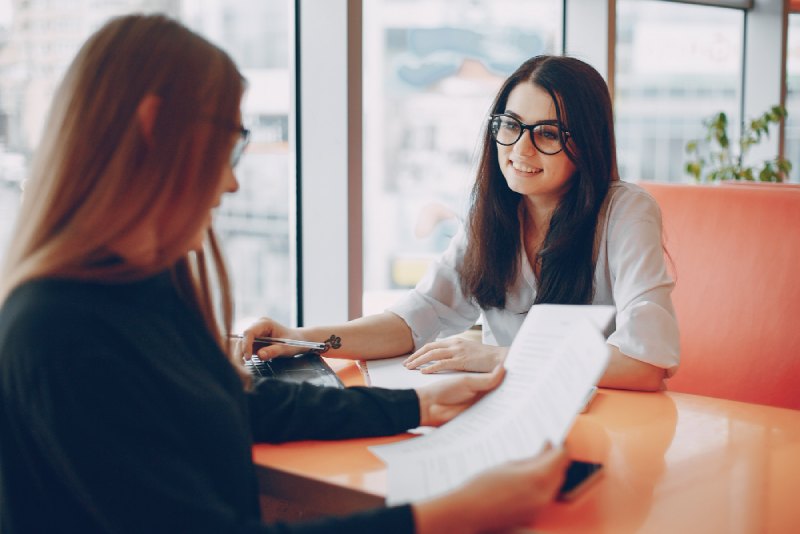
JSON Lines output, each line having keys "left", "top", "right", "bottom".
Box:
{"left": 387, "top": 180, "right": 680, "bottom": 376}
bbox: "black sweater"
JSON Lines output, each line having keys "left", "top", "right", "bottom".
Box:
{"left": 0, "top": 275, "right": 418, "bottom": 533}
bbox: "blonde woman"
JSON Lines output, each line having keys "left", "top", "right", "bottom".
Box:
{"left": 0, "top": 14, "right": 568, "bottom": 534}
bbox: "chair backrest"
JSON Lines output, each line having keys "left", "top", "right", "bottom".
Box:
{"left": 638, "top": 182, "right": 800, "bottom": 410}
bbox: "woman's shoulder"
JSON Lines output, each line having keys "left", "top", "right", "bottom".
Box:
{"left": 604, "top": 180, "right": 662, "bottom": 221}
{"left": 607, "top": 179, "right": 657, "bottom": 203}
{"left": 2, "top": 278, "right": 108, "bottom": 323}
{"left": 0, "top": 279, "right": 123, "bottom": 365}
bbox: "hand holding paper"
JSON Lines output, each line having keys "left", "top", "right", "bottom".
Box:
{"left": 412, "top": 445, "right": 570, "bottom": 534}
{"left": 371, "top": 304, "right": 615, "bottom": 505}
{"left": 416, "top": 366, "right": 505, "bottom": 427}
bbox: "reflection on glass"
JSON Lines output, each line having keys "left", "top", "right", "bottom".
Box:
{"left": 362, "top": 0, "right": 562, "bottom": 314}
{"left": 785, "top": 14, "right": 800, "bottom": 183}
{"left": 615, "top": 0, "right": 743, "bottom": 183}
{"left": 0, "top": 1, "right": 293, "bottom": 328}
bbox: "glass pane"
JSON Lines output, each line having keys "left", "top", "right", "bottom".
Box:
{"left": 182, "top": 2, "right": 294, "bottom": 329}
{"left": 615, "top": 1, "right": 743, "bottom": 183}
{"left": 0, "top": 1, "right": 294, "bottom": 329}
{"left": 362, "top": 0, "right": 563, "bottom": 314}
{"left": 786, "top": 13, "right": 800, "bottom": 182}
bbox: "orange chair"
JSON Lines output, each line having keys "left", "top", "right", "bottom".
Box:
{"left": 638, "top": 182, "right": 800, "bottom": 410}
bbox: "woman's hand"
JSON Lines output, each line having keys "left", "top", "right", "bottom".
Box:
{"left": 239, "top": 317, "right": 305, "bottom": 360}
{"left": 415, "top": 366, "right": 504, "bottom": 427}
{"left": 404, "top": 337, "right": 508, "bottom": 373}
{"left": 413, "top": 445, "right": 569, "bottom": 534}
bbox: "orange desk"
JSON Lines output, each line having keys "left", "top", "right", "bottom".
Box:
{"left": 253, "top": 360, "right": 800, "bottom": 533}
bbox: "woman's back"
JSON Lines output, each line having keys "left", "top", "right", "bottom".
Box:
{"left": 0, "top": 276, "right": 260, "bottom": 533}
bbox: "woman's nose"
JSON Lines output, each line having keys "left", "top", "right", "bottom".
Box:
{"left": 513, "top": 129, "right": 537, "bottom": 156}
{"left": 222, "top": 167, "right": 240, "bottom": 196}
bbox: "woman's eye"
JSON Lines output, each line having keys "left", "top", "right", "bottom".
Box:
{"left": 537, "top": 128, "right": 559, "bottom": 140}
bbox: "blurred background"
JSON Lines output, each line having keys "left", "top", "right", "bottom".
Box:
{"left": 0, "top": 0, "right": 797, "bottom": 329}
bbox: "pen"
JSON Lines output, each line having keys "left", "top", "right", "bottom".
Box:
{"left": 231, "top": 335, "right": 327, "bottom": 353}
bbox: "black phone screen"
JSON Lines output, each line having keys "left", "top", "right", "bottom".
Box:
{"left": 557, "top": 460, "right": 603, "bottom": 501}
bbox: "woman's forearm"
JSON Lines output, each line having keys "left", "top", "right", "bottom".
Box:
{"left": 414, "top": 496, "right": 471, "bottom": 534}
{"left": 598, "top": 344, "right": 666, "bottom": 391}
{"left": 298, "top": 311, "right": 415, "bottom": 360}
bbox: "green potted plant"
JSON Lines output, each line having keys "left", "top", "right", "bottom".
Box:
{"left": 684, "top": 105, "right": 791, "bottom": 183}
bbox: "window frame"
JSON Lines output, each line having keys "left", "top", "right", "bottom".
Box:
{"left": 296, "top": 0, "right": 363, "bottom": 325}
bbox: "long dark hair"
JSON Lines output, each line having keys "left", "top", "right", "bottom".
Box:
{"left": 458, "top": 55, "right": 618, "bottom": 309}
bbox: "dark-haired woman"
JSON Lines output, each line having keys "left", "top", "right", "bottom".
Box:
{"left": 244, "top": 55, "right": 680, "bottom": 392}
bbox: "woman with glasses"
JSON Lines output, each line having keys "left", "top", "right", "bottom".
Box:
{"left": 245, "top": 55, "right": 679, "bottom": 392}
{"left": 0, "top": 16, "right": 569, "bottom": 534}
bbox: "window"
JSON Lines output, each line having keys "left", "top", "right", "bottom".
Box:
{"left": 361, "top": 0, "right": 563, "bottom": 314}
{"left": 785, "top": 13, "right": 800, "bottom": 182}
{"left": 614, "top": 0, "right": 744, "bottom": 183}
{"left": 183, "top": 2, "right": 294, "bottom": 329}
{"left": 0, "top": 0, "right": 294, "bottom": 329}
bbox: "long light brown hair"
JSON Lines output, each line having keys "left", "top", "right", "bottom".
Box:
{"left": 1, "top": 14, "right": 243, "bottom": 362}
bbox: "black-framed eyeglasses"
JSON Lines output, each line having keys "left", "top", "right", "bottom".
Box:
{"left": 229, "top": 125, "right": 250, "bottom": 168}
{"left": 489, "top": 114, "right": 570, "bottom": 155}
{"left": 201, "top": 117, "right": 251, "bottom": 168}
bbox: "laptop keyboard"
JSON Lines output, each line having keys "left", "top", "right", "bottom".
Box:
{"left": 244, "top": 352, "right": 344, "bottom": 388}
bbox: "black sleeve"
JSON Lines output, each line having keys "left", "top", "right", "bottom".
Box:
{"left": 246, "top": 380, "right": 421, "bottom": 443}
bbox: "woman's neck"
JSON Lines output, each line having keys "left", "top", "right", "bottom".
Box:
{"left": 521, "top": 196, "right": 557, "bottom": 239}
{"left": 520, "top": 198, "right": 557, "bottom": 278}
{"left": 108, "top": 224, "right": 159, "bottom": 267}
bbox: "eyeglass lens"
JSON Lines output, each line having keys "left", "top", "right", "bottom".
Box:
{"left": 230, "top": 129, "right": 250, "bottom": 168}
{"left": 490, "top": 115, "right": 564, "bottom": 155}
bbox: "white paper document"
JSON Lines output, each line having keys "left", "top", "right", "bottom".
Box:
{"left": 369, "top": 304, "right": 615, "bottom": 505}
{"left": 364, "top": 355, "right": 470, "bottom": 389}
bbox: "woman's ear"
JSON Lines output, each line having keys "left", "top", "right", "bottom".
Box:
{"left": 136, "top": 94, "right": 161, "bottom": 145}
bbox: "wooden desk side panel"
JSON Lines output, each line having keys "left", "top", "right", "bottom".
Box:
{"left": 256, "top": 465, "right": 384, "bottom": 520}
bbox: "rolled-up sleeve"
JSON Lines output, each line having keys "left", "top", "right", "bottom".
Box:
{"left": 604, "top": 189, "right": 681, "bottom": 376}
{"left": 387, "top": 226, "right": 482, "bottom": 350}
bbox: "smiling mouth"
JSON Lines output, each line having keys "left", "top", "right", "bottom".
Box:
{"left": 511, "top": 160, "right": 542, "bottom": 174}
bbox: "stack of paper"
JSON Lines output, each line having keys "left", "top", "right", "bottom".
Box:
{"left": 369, "top": 304, "right": 614, "bottom": 505}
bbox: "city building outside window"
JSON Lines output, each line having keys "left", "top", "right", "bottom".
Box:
{"left": 615, "top": 0, "right": 744, "bottom": 183}
{"left": 0, "top": 0, "right": 294, "bottom": 329}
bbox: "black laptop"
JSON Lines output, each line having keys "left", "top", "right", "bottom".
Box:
{"left": 244, "top": 352, "right": 344, "bottom": 388}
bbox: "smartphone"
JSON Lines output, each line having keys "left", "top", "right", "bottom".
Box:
{"left": 557, "top": 460, "right": 603, "bottom": 501}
